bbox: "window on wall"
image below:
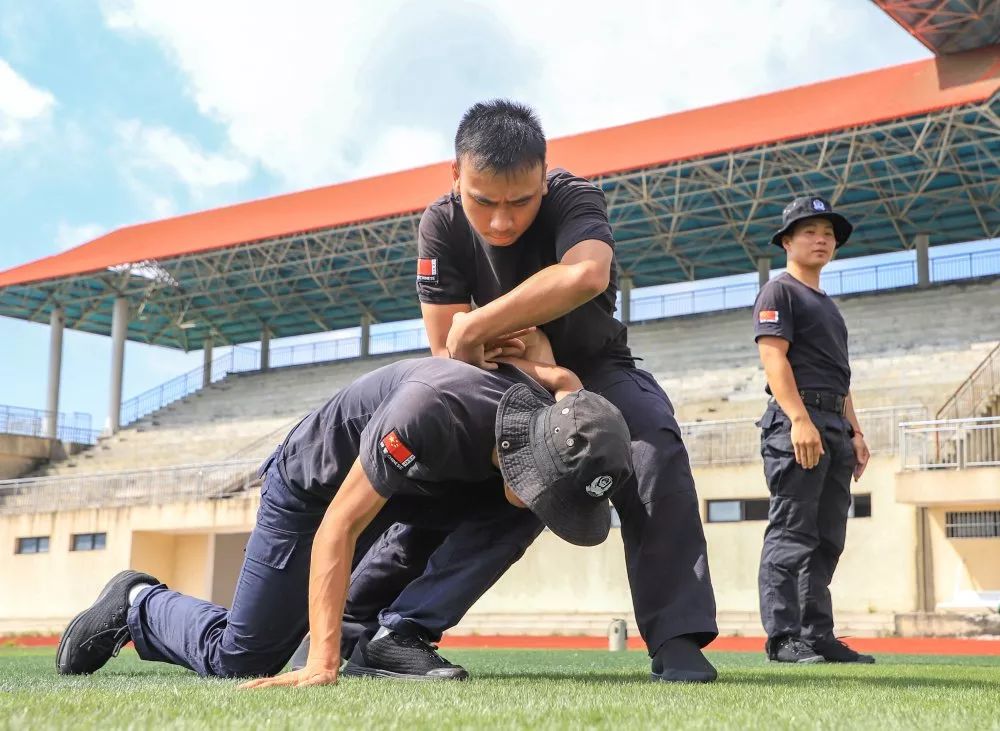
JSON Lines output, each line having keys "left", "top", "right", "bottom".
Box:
{"left": 706, "top": 499, "right": 769, "bottom": 523}
{"left": 15, "top": 536, "right": 50, "bottom": 554}
{"left": 946, "top": 511, "right": 1000, "bottom": 539}
{"left": 707, "top": 495, "right": 872, "bottom": 523}
{"left": 71, "top": 532, "right": 107, "bottom": 551}
{"left": 849, "top": 494, "right": 872, "bottom": 519}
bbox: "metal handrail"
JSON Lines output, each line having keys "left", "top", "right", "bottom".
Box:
{"left": 113, "top": 247, "right": 998, "bottom": 430}
{"left": 900, "top": 416, "right": 1000, "bottom": 470}
{"left": 118, "top": 329, "right": 429, "bottom": 428}
{"left": 0, "top": 404, "right": 100, "bottom": 445}
{"left": 630, "top": 248, "right": 1000, "bottom": 322}
{"left": 0, "top": 459, "right": 262, "bottom": 514}
{"left": 681, "top": 404, "right": 927, "bottom": 466}
{"left": 936, "top": 343, "right": 1000, "bottom": 421}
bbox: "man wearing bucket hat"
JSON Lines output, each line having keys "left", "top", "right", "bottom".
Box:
{"left": 56, "top": 355, "right": 632, "bottom": 686}
{"left": 753, "top": 195, "right": 874, "bottom": 665}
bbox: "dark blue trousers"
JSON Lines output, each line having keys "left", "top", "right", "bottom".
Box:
{"left": 757, "top": 402, "right": 856, "bottom": 642}
{"left": 127, "top": 460, "right": 541, "bottom": 678}
{"left": 346, "top": 365, "right": 719, "bottom": 656}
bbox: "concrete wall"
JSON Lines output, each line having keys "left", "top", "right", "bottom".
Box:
{"left": 0, "top": 496, "right": 256, "bottom": 634}
{"left": 2, "top": 460, "right": 995, "bottom": 636}
{"left": 0, "top": 434, "right": 56, "bottom": 479}
{"left": 211, "top": 532, "right": 250, "bottom": 608}
{"left": 926, "top": 503, "right": 1000, "bottom": 610}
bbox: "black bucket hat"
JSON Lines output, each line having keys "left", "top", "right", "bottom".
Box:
{"left": 495, "top": 385, "right": 633, "bottom": 547}
{"left": 771, "top": 196, "right": 853, "bottom": 248}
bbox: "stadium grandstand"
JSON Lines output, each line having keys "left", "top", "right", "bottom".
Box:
{"left": 1, "top": 8, "right": 998, "bottom": 639}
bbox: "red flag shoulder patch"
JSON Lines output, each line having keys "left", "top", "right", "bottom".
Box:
{"left": 758, "top": 310, "right": 780, "bottom": 324}
{"left": 417, "top": 258, "right": 438, "bottom": 284}
{"left": 380, "top": 430, "right": 416, "bottom": 471}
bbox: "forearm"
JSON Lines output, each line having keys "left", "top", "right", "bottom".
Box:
{"left": 762, "top": 354, "right": 810, "bottom": 423}
{"left": 844, "top": 392, "right": 862, "bottom": 434}
{"left": 499, "top": 355, "right": 582, "bottom": 397}
{"left": 459, "top": 264, "right": 601, "bottom": 344}
{"left": 305, "top": 521, "right": 357, "bottom": 670}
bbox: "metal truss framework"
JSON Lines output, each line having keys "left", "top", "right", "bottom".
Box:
{"left": 873, "top": 0, "right": 1000, "bottom": 54}
{"left": 1, "top": 95, "right": 998, "bottom": 351}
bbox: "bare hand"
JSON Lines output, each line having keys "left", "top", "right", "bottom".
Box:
{"left": 484, "top": 327, "right": 536, "bottom": 359}
{"left": 238, "top": 662, "right": 339, "bottom": 690}
{"left": 790, "top": 418, "right": 825, "bottom": 470}
{"left": 851, "top": 433, "right": 870, "bottom": 481}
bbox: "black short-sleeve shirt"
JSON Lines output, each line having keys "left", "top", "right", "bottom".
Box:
{"left": 752, "top": 272, "right": 851, "bottom": 395}
{"left": 416, "top": 168, "right": 633, "bottom": 377}
{"left": 277, "top": 358, "right": 550, "bottom": 503}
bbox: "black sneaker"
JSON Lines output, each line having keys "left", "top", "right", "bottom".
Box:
{"left": 341, "top": 629, "right": 469, "bottom": 681}
{"left": 56, "top": 570, "right": 158, "bottom": 675}
{"left": 811, "top": 636, "right": 875, "bottom": 664}
{"left": 651, "top": 635, "right": 718, "bottom": 683}
{"left": 766, "top": 636, "right": 825, "bottom": 664}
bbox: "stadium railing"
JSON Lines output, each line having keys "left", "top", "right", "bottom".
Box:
{"left": 936, "top": 343, "right": 1000, "bottom": 421}
{"left": 0, "top": 459, "right": 261, "bottom": 515}
{"left": 900, "top": 416, "right": 1000, "bottom": 470}
{"left": 0, "top": 405, "right": 100, "bottom": 445}
{"left": 683, "top": 404, "right": 927, "bottom": 466}
{"left": 116, "top": 246, "right": 997, "bottom": 430}
{"left": 119, "top": 330, "right": 429, "bottom": 427}
{"left": 0, "top": 406, "right": 934, "bottom": 515}
{"left": 630, "top": 248, "right": 1000, "bottom": 320}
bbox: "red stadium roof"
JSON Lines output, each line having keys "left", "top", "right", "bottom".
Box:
{"left": 2, "top": 45, "right": 999, "bottom": 289}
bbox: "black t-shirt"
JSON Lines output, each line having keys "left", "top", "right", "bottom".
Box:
{"left": 753, "top": 272, "right": 851, "bottom": 396}
{"left": 277, "top": 358, "right": 551, "bottom": 503}
{"left": 416, "top": 168, "right": 633, "bottom": 377}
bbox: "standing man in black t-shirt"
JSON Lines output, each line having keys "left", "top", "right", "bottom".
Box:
{"left": 392, "top": 100, "right": 719, "bottom": 683}
{"left": 753, "top": 196, "right": 874, "bottom": 665}
{"left": 56, "top": 356, "right": 634, "bottom": 685}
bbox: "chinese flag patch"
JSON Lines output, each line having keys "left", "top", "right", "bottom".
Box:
{"left": 380, "top": 430, "right": 416, "bottom": 471}
{"left": 758, "top": 310, "right": 780, "bottom": 324}
{"left": 416, "top": 258, "right": 438, "bottom": 284}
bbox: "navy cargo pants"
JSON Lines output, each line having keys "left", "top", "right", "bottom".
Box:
{"left": 346, "top": 365, "right": 719, "bottom": 656}
{"left": 757, "top": 401, "right": 857, "bottom": 643}
{"left": 126, "top": 452, "right": 541, "bottom": 678}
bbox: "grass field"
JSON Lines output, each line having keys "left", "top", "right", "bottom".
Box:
{"left": 2, "top": 647, "right": 999, "bottom": 730}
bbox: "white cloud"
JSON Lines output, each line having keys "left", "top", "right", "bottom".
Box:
{"left": 0, "top": 58, "right": 55, "bottom": 147}
{"left": 100, "top": 0, "right": 928, "bottom": 190}
{"left": 55, "top": 222, "right": 107, "bottom": 251}
{"left": 115, "top": 119, "right": 251, "bottom": 190}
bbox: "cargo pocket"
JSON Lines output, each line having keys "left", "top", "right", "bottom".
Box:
{"left": 244, "top": 524, "right": 298, "bottom": 571}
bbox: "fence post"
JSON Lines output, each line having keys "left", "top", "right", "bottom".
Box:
{"left": 915, "top": 233, "right": 930, "bottom": 287}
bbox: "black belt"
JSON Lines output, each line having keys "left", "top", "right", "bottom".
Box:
{"left": 799, "top": 390, "right": 846, "bottom": 415}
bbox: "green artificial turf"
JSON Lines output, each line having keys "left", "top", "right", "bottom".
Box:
{"left": 1, "top": 647, "right": 998, "bottom": 730}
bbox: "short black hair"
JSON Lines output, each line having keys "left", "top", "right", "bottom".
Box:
{"left": 455, "top": 99, "right": 546, "bottom": 173}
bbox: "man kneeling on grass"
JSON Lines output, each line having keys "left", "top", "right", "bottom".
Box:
{"left": 57, "top": 351, "right": 632, "bottom": 687}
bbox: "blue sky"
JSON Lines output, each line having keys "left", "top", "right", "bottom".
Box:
{"left": 0, "top": 1, "right": 937, "bottom": 430}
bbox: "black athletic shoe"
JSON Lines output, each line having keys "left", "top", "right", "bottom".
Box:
{"left": 651, "top": 635, "right": 718, "bottom": 683}
{"left": 811, "top": 636, "right": 875, "bottom": 664}
{"left": 56, "top": 570, "right": 158, "bottom": 675}
{"left": 766, "top": 636, "right": 825, "bottom": 664}
{"left": 341, "top": 630, "right": 469, "bottom": 681}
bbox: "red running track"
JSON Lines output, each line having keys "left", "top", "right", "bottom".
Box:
{"left": 5, "top": 635, "right": 999, "bottom": 656}
{"left": 438, "top": 635, "right": 1000, "bottom": 656}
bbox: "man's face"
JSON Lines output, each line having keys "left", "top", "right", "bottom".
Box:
{"left": 783, "top": 217, "right": 837, "bottom": 268}
{"left": 452, "top": 157, "right": 547, "bottom": 247}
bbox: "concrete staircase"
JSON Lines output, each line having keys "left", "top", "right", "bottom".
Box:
{"left": 631, "top": 277, "right": 1000, "bottom": 421}
{"left": 34, "top": 353, "right": 414, "bottom": 477}
{"left": 35, "top": 277, "right": 999, "bottom": 475}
